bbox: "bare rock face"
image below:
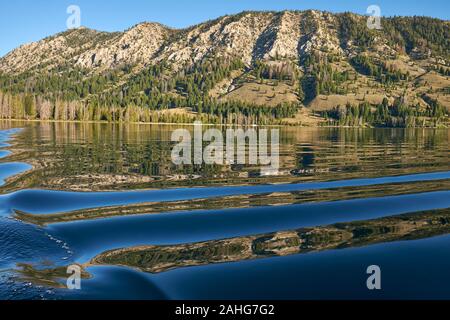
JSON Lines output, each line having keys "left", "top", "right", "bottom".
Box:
{"left": 0, "top": 28, "right": 113, "bottom": 73}
{"left": 155, "top": 16, "right": 231, "bottom": 69}
{"left": 252, "top": 11, "right": 300, "bottom": 61}
{"left": 215, "top": 12, "right": 274, "bottom": 65}
{"left": 156, "top": 12, "right": 275, "bottom": 69}
{"left": 298, "top": 11, "right": 343, "bottom": 56}
{"left": 266, "top": 11, "right": 303, "bottom": 59}
{"left": 74, "top": 23, "right": 171, "bottom": 69}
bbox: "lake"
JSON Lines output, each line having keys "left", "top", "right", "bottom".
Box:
{"left": 0, "top": 121, "right": 449, "bottom": 300}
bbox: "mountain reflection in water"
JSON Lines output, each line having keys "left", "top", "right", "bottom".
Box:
{"left": 89, "top": 207, "right": 450, "bottom": 273}
{"left": 0, "top": 121, "right": 449, "bottom": 299}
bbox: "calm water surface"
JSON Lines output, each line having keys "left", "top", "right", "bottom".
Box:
{"left": 0, "top": 121, "right": 449, "bottom": 300}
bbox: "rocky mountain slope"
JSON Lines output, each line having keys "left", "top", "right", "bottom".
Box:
{"left": 0, "top": 10, "right": 448, "bottom": 126}
{"left": 0, "top": 11, "right": 357, "bottom": 72}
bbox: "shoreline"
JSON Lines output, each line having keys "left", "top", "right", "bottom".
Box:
{"left": 0, "top": 118, "right": 447, "bottom": 129}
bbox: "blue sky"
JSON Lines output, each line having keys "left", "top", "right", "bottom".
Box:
{"left": 1, "top": 0, "right": 449, "bottom": 57}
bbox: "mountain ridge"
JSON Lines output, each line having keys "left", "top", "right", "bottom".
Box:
{"left": 0, "top": 10, "right": 448, "bottom": 127}
{"left": 2, "top": 10, "right": 447, "bottom": 74}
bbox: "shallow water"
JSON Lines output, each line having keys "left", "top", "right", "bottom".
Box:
{"left": 0, "top": 121, "right": 449, "bottom": 300}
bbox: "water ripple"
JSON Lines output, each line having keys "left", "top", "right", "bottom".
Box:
{"left": 2, "top": 170, "right": 449, "bottom": 215}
